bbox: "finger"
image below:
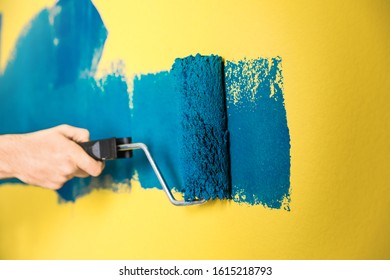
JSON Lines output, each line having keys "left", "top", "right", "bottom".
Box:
{"left": 56, "top": 124, "right": 90, "bottom": 143}
{"left": 74, "top": 161, "right": 105, "bottom": 178}
{"left": 74, "top": 169, "right": 90, "bottom": 178}
{"left": 72, "top": 144, "right": 104, "bottom": 177}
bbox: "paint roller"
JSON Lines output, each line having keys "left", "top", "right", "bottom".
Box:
{"left": 80, "top": 54, "right": 230, "bottom": 206}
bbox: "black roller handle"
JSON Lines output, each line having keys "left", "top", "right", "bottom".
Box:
{"left": 79, "top": 137, "right": 133, "bottom": 161}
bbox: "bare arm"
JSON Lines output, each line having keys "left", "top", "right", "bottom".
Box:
{"left": 0, "top": 125, "right": 104, "bottom": 190}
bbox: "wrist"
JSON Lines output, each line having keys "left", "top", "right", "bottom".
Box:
{"left": 0, "top": 134, "right": 20, "bottom": 179}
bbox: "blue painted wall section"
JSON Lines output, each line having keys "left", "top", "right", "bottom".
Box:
{"left": 131, "top": 71, "right": 180, "bottom": 192}
{"left": 225, "top": 58, "right": 291, "bottom": 209}
{"left": 0, "top": 0, "right": 132, "bottom": 201}
{"left": 0, "top": 0, "right": 291, "bottom": 209}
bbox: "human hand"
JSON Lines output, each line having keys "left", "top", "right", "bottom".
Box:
{"left": 0, "top": 125, "right": 104, "bottom": 190}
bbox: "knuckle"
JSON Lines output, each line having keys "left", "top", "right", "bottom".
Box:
{"left": 81, "top": 129, "right": 90, "bottom": 138}
{"left": 64, "top": 153, "right": 73, "bottom": 163}
{"left": 57, "top": 177, "right": 69, "bottom": 188}
{"left": 63, "top": 160, "right": 76, "bottom": 176}
{"left": 46, "top": 181, "right": 62, "bottom": 190}
{"left": 58, "top": 159, "right": 74, "bottom": 177}
{"left": 48, "top": 173, "right": 69, "bottom": 190}
{"left": 51, "top": 184, "right": 61, "bottom": 190}
{"left": 57, "top": 124, "right": 69, "bottom": 131}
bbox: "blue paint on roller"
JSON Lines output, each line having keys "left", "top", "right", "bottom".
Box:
{"left": 225, "top": 57, "right": 291, "bottom": 209}
{"left": 131, "top": 55, "right": 230, "bottom": 201}
{"left": 172, "top": 54, "right": 230, "bottom": 200}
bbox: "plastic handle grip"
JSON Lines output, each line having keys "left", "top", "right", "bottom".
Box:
{"left": 79, "top": 138, "right": 118, "bottom": 160}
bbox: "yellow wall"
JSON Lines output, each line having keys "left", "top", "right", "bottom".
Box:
{"left": 0, "top": 0, "right": 389, "bottom": 259}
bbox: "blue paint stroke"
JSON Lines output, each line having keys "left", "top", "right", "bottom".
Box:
{"left": 225, "top": 57, "right": 291, "bottom": 209}
{"left": 131, "top": 71, "right": 181, "bottom": 192}
{"left": 0, "top": 0, "right": 132, "bottom": 201}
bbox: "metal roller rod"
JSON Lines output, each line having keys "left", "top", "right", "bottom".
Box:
{"left": 117, "top": 143, "right": 205, "bottom": 206}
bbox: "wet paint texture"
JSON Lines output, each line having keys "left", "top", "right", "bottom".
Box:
{"left": 225, "top": 58, "right": 291, "bottom": 209}
{"left": 172, "top": 55, "right": 230, "bottom": 200}
{"left": 0, "top": 0, "right": 290, "bottom": 208}
{"left": 132, "top": 55, "right": 230, "bottom": 201}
